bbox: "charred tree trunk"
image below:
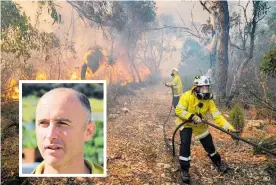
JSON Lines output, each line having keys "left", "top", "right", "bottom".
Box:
{"left": 128, "top": 51, "right": 142, "bottom": 83}
{"left": 210, "top": 8, "right": 218, "bottom": 70}
{"left": 227, "top": 1, "right": 260, "bottom": 105}
{"left": 216, "top": 1, "right": 230, "bottom": 102}
{"left": 127, "top": 34, "right": 142, "bottom": 83}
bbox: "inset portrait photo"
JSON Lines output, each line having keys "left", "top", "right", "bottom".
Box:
{"left": 19, "top": 80, "right": 106, "bottom": 177}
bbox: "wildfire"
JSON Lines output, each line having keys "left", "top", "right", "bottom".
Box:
{"left": 35, "top": 72, "right": 47, "bottom": 80}
{"left": 70, "top": 71, "right": 80, "bottom": 80}
{"left": 83, "top": 49, "right": 151, "bottom": 85}
{"left": 5, "top": 79, "right": 19, "bottom": 100}
{"left": 70, "top": 48, "right": 151, "bottom": 84}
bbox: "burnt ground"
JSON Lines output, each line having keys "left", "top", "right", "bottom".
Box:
{"left": 1, "top": 83, "right": 276, "bottom": 185}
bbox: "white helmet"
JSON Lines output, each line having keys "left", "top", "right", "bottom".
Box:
{"left": 193, "top": 75, "right": 211, "bottom": 86}
{"left": 172, "top": 68, "right": 179, "bottom": 72}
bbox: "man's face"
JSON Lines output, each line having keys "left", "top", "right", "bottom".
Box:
{"left": 35, "top": 90, "right": 92, "bottom": 168}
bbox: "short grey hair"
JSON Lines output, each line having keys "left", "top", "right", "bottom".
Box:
{"left": 75, "top": 91, "right": 92, "bottom": 124}
{"left": 39, "top": 87, "right": 92, "bottom": 125}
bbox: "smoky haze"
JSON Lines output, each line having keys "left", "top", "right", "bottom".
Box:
{"left": 16, "top": 1, "right": 250, "bottom": 83}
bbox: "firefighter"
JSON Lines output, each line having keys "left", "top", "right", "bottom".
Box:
{"left": 81, "top": 48, "right": 105, "bottom": 80}
{"left": 175, "top": 75, "right": 236, "bottom": 183}
{"left": 165, "top": 68, "right": 183, "bottom": 108}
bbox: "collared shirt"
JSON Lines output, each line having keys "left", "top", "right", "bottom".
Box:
{"left": 32, "top": 159, "right": 103, "bottom": 174}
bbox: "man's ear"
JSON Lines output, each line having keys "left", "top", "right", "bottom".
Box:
{"left": 84, "top": 121, "right": 95, "bottom": 142}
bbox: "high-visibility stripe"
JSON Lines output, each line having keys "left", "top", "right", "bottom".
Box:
{"left": 179, "top": 156, "right": 191, "bottom": 161}
{"left": 173, "top": 94, "right": 181, "bottom": 97}
{"left": 223, "top": 122, "right": 230, "bottom": 130}
{"left": 177, "top": 104, "right": 187, "bottom": 110}
{"left": 195, "top": 130, "right": 210, "bottom": 140}
{"left": 181, "top": 111, "right": 189, "bottom": 118}
{"left": 210, "top": 151, "right": 217, "bottom": 157}
{"left": 212, "top": 111, "right": 221, "bottom": 118}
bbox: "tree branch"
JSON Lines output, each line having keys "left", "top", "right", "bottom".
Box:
{"left": 199, "top": 1, "right": 211, "bottom": 14}
{"left": 242, "top": 78, "right": 276, "bottom": 112}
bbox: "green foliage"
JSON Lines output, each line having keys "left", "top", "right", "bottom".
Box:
{"left": 252, "top": 136, "right": 276, "bottom": 155}
{"left": 22, "top": 125, "right": 37, "bottom": 148}
{"left": 1, "top": 1, "right": 62, "bottom": 61}
{"left": 266, "top": 3, "right": 276, "bottom": 34}
{"left": 179, "top": 39, "right": 210, "bottom": 82}
{"left": 265, "top": 162, "right": 276, "bottom": 181}
{"left": 89, "top": 99, "right": 104, "bottom": 112}
{"left": 260, "top": 49, "right": 276, "bottom": 77}
{"left": 37, "top": 1, "right": 62, "bottom": 24}
{"left": 124, "top": 1, "right": 156, "bottom": 23}
{"left": 253, "top": 1, "right": 269, "bottom": 19}
{"left": 22, "top": 95, "right": 39, "bottom": 122}
{"left": 1, "top": 1, "right": 29, "bottom": 31}
{"left": 229, "top": 104, "right": 245, "bottom": 131}
{"left": 84, "top": 120, "right": 104, "bottom": 165}
{"left": 69, "top": 1, "right": 156, "bottom": 32}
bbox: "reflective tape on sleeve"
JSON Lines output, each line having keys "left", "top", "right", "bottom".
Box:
{"left": 223, "top": 122, "right": 230, "bottom": 130}
{"left": 177, "top": 104, "right": 187, "bottom": 110}
{"left": 212, "top": 111, "right": 221, "bottom": 118}
{"left": 181, "top": 110, "right": 189, "bottom": 118}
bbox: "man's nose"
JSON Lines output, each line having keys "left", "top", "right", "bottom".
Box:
{"left": 46, "top": 123, "right": 59, "bottom": 140}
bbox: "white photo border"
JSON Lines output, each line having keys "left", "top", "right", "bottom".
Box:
{"left": 19, "top": 80, "right": 107, "bottom": 177}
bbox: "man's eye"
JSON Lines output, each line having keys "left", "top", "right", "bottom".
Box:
{"left": 39, "top": 121, "right": 49, "bottom": 126}
{"left": 58, "top": 122, "right": 68, "bottom": 126}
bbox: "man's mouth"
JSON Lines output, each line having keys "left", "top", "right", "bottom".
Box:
{"left": 45, "top": 145, "right": 62, "bottom": 150}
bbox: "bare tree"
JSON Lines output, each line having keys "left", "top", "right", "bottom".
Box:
{"left": 227, "top": 1, "right": 269, "bottom": 104}
{"left": 200, "top": 1, "right": 230, "bottom": 102}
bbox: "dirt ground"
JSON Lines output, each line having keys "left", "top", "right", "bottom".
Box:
{"left": 1, "top": 83, "right": 276, "bottom": 185}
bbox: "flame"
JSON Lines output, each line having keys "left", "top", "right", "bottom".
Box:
{"left": 5, "top": 79, "right": 19, "bottom": 100}
{"left": 83, "top": 49, "right": 151, "bottom": 85}
{"left": 70, "top": 71, "right": 80, "bottom": 80}
{"left": 35, "top": 72, "right": 47, "bottom": 80}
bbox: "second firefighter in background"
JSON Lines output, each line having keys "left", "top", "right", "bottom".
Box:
{"left": 165, "top": 68, "right": 183, "bottom": 108}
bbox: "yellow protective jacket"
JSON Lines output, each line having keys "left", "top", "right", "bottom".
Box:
{"left": 166, "top": 74, "right": 183, "bottom": 96}
{"left": 175, "top": 89, "right": 234, "bottom": 140}
{"left": 32, "top": 159, "right": 103, "bottom": 174}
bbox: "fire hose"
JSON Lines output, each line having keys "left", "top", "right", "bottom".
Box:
{"left": 172, "top": 120, "right": 276, "bottom": 157}
{"left": 163, "top": 86, "right": 175, "bottom": 152}
{"left": 163, "top": 85, "right": 276, "bottom": 157}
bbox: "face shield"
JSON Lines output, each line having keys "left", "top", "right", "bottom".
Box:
{"left": 199, "top": 85, "right": 210, "bottom": 93}
{"left": 195, "top": 85, "right": 213, "bottom": 100}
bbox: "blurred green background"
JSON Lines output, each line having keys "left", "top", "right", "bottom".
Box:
{"left": 22, "top": 83, "right": 104, "bottom": 166}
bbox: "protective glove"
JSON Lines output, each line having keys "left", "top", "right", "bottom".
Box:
{"left": 192, "top": 115, "right": 202, "bottom": 124}
{"left": 227, "top": 125, "right": 241, "bottom": 141}
{"left": 226, "top": 124, "right": 236, "bottom": 132}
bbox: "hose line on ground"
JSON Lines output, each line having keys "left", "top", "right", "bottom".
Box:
{"left": 171, "top": 120, "right": 276, "bottom": 157}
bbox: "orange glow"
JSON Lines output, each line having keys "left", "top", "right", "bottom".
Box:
{"left": 5, "top": 79, "right": 19, "bottom": 100}
{"left": 70, "top": 71, "right": 80, "bottom": 80}
{"left": 83, "top": 49, "right": 151, "bottom": 85}
{"left": 35, "top": 72, "right": 47, "bottom": 80}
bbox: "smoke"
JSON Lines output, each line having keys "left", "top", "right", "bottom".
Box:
{"left": 16, "top": 1, "right": 213, "bottom": 80}
{"left": 17, "top": 1, "right": 113, "bottom": 70}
